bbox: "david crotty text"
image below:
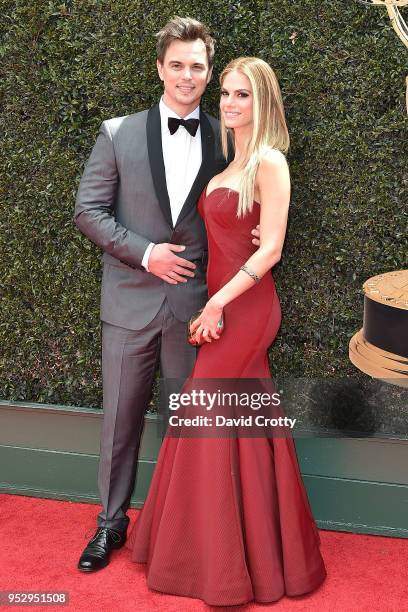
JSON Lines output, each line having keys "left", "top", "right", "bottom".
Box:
{"left": 168, "top": 415, "right": 297, "bottom": 428}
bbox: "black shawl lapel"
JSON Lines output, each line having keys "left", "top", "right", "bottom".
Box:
{"left": 174, "top": 109, "right": 215, "bottom": 227}
{"left": 146, "top": 104, "right": 173, "bottom": 228}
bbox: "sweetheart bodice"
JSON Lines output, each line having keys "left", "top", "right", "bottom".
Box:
{"left": 198, "top": 186, "right": 263, "bottom": 297}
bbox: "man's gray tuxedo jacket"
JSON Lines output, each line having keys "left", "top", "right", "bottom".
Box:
{"left": 74, "top": 104, "right": 227, "bottom": 330}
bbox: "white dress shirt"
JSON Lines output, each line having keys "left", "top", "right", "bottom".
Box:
{"left": 141, "top": 98, "right": 202, "bottom": 271}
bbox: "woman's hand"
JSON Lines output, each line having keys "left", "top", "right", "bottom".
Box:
{"left": 189, "top": 298, "right": 224, "bottom": 343}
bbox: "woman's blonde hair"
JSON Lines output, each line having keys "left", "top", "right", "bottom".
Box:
{"left": 219, "top": 57, "right": 289, "bottom": 217}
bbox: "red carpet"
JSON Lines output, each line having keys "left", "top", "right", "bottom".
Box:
{"left": 1, "top": 493, "right": 407, "bottom": 611}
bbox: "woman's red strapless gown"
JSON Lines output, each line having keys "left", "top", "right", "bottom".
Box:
{"left": 126, "top": 187, "right": 326, "bottom": 606}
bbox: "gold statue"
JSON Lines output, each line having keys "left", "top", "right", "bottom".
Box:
{"left": 349, "top": 1, "right": 408, "bottom": 387}
{"left": 349, "top": 271, "right": 408, "bottom": 386}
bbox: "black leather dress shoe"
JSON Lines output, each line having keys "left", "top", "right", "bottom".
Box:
{"left": 78, "top": 527, "right": 127, "bottom": 572}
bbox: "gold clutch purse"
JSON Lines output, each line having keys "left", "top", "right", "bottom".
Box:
{"left": 187, "top": 309, "right": 224, "bottom": 346}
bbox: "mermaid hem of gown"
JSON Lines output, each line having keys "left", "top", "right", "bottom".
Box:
{"left": 130, "top": 560, "right": 326, "bottom": 607}
{"left": 125, "top": 432, "right": 326, "bottom": 606}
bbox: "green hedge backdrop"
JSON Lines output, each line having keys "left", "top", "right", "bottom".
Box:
{"left": 1, "top": 0, "right": 407, "bottom": 408}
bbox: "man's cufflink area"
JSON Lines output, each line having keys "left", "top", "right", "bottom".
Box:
{"left": 119, "top": 259, "right": 138, "bottom": 270}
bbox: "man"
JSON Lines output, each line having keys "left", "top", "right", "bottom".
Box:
{"left": 74, "top": 16, "right": 259, "bottom": 572}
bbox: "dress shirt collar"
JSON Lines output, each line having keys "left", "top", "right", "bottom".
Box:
{"left": 159, "top": 97, "right": 200, "bottom": 135}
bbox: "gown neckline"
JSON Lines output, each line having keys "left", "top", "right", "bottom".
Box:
{"left": 205, "top": 185, "right": 260, "bottom": 206}
{"left": 206, "top": 185, "right": 239, "bottom": 198}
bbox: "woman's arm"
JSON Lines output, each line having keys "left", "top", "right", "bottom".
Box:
{"left": 191, "top": 149, "right": 291, "bottom": 342}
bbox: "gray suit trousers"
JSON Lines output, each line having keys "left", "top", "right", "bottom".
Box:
{"left": 97, "top": 299, "right": 197, "bottom": 532}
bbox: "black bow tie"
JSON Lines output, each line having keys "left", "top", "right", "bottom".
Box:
{"left": 168, "top": 117, "right": 200, "bottom": 137}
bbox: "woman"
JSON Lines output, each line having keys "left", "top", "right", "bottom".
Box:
{"left": 126, "top": 57, "right": 326, "bottom": 606}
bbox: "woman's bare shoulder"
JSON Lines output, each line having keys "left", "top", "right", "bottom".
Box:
{"left": 257, "top": 148, "right": 290, "bottom": 185}
{"left": 259, "top": 147, "right": 288, "bottom": 169}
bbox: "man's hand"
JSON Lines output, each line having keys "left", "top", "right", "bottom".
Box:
{"left": 251, "top": 224, "right": 260, "bottom": 247}
{"left": 148, "top": 243, "right": 196, "bottom": 284}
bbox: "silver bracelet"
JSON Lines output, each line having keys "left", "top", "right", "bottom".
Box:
{"left": 240, "top": 264, "right": 261, "bottom": 283}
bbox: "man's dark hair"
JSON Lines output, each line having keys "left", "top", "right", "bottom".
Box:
{"left": 156, "top": 16, "right": 215, "bottom": 67}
